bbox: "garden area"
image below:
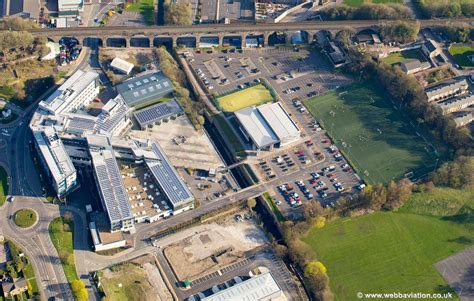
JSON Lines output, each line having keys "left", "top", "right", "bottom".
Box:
{"left": 448, "top": 44, "right": 474, "bottom": 69}
{"left": 382, "top": 49, "right": 427, "bottom": 65}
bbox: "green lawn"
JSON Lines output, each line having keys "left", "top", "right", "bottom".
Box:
{"left": 343, "top": 0, "right": 402, "bottom": 6}
{"left": 125, "top": 0, "right": 156, "bottom": 25}
{"left": 305, "top": 83, "right": 439, "bottom": 184}
{"left": 217, "top": 84, "right": 274, "bottom": 112}
{"left": 14, "top": 209, "right": 37, "bottom": 228}
{"left": 382, "top": 49, "right": 427, "bottom": 65}
{"left": 49, "top": 217, "right": 79, "bottom": 283}
{"left": 0, "top": 166, "right": 8, "bottom": 206}
{"left": 99, "top": 263, "right": 154, "bottom": 301}
{"left": 448, "top": 44, "right": 474, "bottom": 69}
{"left": 23, "top": 261, "right": 39, "bottom": 297}
{"left": 303, "top": 210, "right": 472, "bottom": 300}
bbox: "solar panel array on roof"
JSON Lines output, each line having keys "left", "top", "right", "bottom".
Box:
{"left": 66, "top": 116, "right": 96, "bottom": 133}
{"left": 145, "top": 142, "right": 193, "bottom": 208}
{"left": 91, "top": 149, "right": 133, "bottom": 224}
{"left": 116, "top": 71, "right": 174, "bottom": 108}
{"left": 133, "top": 99, "right": 182, "bottom": 128}
{"left": 95, "top": 101, "right": 128, "bottom": 133}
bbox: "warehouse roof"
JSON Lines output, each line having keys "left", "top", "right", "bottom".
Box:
{"left": 234, "top": 106, "right": 278, "bottom": 149}
{"left": 257, "top": 102, "right": 299, "bottom": 143}
{"left": 116, "top": 71, "right": 173, "bottom": 108}
{"left": 133, "top": 99, "right": 182, "bottom": 128}
{"left": 202, "top": 272, "right": 284, "bottom": 301}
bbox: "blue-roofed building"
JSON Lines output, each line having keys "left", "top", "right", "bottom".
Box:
{"left": 115, "top": 70, "right": 174, "bottom": 109}
{"left": 133, "top": 99, "right": 184, "bottom": 129}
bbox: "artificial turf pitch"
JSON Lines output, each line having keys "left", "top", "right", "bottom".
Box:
{"left": 305, "top": 83, "right": 438, "bottom": 184}
{"left": 217, "top": 84, "right": 273, "bottom": 112}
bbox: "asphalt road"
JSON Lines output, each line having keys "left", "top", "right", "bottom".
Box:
{"left": 0, "top": 197, "right": 74, "bottom": 300}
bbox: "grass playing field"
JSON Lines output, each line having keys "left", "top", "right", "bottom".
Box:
{"left": 100, "top": 263, "right": 154, "bottom": 301}
{"left": 305, "top": 83, "right": 439, "bottom": 184}
{"left": 217, "top": 84, "right": 274, "bottom": 112}
{"left": 303, "top": 209, "right": 472, "bottom": 300}
{"left": 382, "top": 49, "right": 427, "bottom": 65}
{"left": 343, "top": 0, "right": 402, "bottom": 6}
{"left": 448, "top": 44, "right": 474, "bottom": 69}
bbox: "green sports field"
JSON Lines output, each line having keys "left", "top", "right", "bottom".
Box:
{"left": 303, "top": 209, "right": 471, "bottom": 301}
{"left": 343, "top": 0, "right": 402, "bottom": 6}
{"left": 305, "top": 83, "right": 439, "bottom": 184}
{"left": 217, "top": 84, "right": 273, "bottom": 112}
{"left": 448, "top": 44, "right": 474, "bottom": 69}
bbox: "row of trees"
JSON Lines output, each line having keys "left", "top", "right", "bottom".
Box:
{"left": 0, "top": 16, "right": 39, "bottom": 30}
{"left": 437, "top": 23, "right": 474, "bottom": 43}
{"left": 344, "top": 46, "right": 473, "bottom": 154}
{"left": 379, "top": 21, "right": 420, "bottom": 44}
{"left": 164, "top": 0, "right": 193, "bottom": 25}
{"left": 415, "top": 0, "right": 474, "bottom": 18}
{"left": 154, "top": 47, "right": 205, "bottom": 129}
{"left": 317, "top": 3, "right": 412, "bottom": 21}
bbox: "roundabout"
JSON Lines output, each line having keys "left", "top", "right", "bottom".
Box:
{"left": 13, "top": 208, "right": 38, "bottom": 228}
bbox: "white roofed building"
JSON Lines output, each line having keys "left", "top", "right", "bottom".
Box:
{"left": 110, "top": 58, "right": 134, "bottom": 75}
{"left": 202, "top": 272, "right": 287, "bottom": 301}
{"left": 234, "top": 102, "right": 300, "bottom": 151}
{"left": 32, "top": 126, "right": 77, "bottom": 198}
{"left": 38, "top": 70, "right": 99, "bottom": 115}
{"left": 58, "top": 0, "right": 83, "bottom": 16}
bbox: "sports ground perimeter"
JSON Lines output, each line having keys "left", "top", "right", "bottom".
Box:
{"left": 305, "top": 83, "right": 442, "bottom": 184}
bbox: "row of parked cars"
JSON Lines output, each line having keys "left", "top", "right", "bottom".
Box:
{"left": 195, "top": 68, "right": 215, "bottom": 90}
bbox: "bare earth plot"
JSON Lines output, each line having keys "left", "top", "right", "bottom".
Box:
{"left": 163, "top": 218, "right": 268, "bottom": 281}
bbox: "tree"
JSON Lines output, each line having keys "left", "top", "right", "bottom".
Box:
{"left": 380, "top": 21, "right": 420, "bottom": 44}
{"left": 165, "top": 0, "right": 193, "bottom": 25}
{"left": 314, "top": 216, "right": 326, "bottom": 229}
{"left": 0, "top": 17, "right": 39, "bottom": 30}
{"left": 247, "top": 198, "right": 256, "bottom": 210}
{"left": 70, "top": 280, "right": 88, "bottom": 301}
{"left": 305, "top": 261, "right": 327, "bottom": 276}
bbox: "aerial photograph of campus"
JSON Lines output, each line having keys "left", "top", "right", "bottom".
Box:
{"left": 0, "top": 0, "right": 473, "bottom": 300}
